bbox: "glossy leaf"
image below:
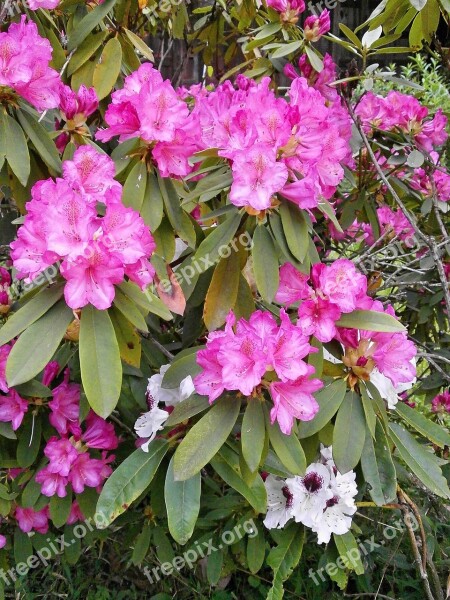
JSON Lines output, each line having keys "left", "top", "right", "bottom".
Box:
{"left": 165, "top": 456, "right": 201, "bottom": 545}
{"left": 332, "top": 391, "right": 366, "bottom": 473}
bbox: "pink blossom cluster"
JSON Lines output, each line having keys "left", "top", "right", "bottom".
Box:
{"left": 193, "top": 309, "right": 323, "bottom": 435}
{"left": 285, "top": 53, "right": 339, "bottom": 104}
{"left": 367, "top": 205, "right": 415, "bottom": 247}
{"left": 97, "top": 63, "right": 202, "bottom": 178}
{"left": 0, "top": 267, "right": 11, "bottom": 310}
{"left": 0, "top": 17, "right": 60, "bottom": 111}
{"left": 28, "top": 0, "right": 60, "bottom": 9}
{"left": 275, "top": 259, "right": 417, "bottom": 394}
{"left": 303, "top": 9, "right": 331, "bottom": 42}
{"left": 193, "top": 74, "right": 352, "bottom": 212}
{"left": 431, "top": 390, "right": 450, "bottom": 414}
{"left": 56, "top": 85, "right": 99, "bottom": 152}
{"left": 410, "top": 163, "right": 450, "bottom": 204}
{"left": 266, "top": 0, "right": 305, "bottom": 21}
{"left": 355, "top": 91, "right": 448, "bottom": 153}
{"left": 10, "top": 146, "right": 156, "bottom": 310}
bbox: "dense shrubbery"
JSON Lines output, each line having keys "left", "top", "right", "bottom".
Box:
{"left": 0, "top": 0, "right": 449, "bottom": 598}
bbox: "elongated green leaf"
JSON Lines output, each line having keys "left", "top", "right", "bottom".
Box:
{"left": 6, "top": 300, "right": 73, "bottom": 387}
{"left": 203, "top": 250, "right": 240, "bottom": 331}
{"left": 68, "top": 0, "right": 119, "bottom": 51}
{"left": 361, "top": 421, "right": 397, "bottom": 506}
{"left": 159, "top": 175, "right": 183, "bottom": 232}
{"left": 123, "top": 29, "right": 154, "bottom": 61}
{"left": 0, "top": 283, "right": 64, "bottom": 346}
{"left": 141, "top": 171, "right": 164, "bottom": 232}
{"left": 50, "top": 490, "right": 72, "bottom": 527}
{"left": 92, "top": 37, "right": 123, "bottom": 100}
{"left": 165, "top": 456, "right": 201, "bottom": 545}
{"left": 162, "top": 351, "right": 201, "bottom": 389}
{"left": 267, "top": 524, "right": 305, "bottom": 600}
{"left": 252, "top": 226, "right": 279, "bottom": 303}
{"left": 164, "top": 394, "right": 210, "bottom": 427}
{"left": 395, "top": 402, "right": 450, "bottom": 449}
{"left": 242, "top": 399, "right": 266, "bottom": 473}
{"left": 79, "top": 305, "right": 122, "bottom": 418}
{"left": 96, "top": 440, "right": 169, "bottom": 526}
{"left": 122, "top": 160, "right": 147, "bottom": 212}
{"left": 336, "top": 310, "right": 406, "bottom": 332}
{"left": 211, "top": 446, "right": 267, "bottom": 513}
{"left": 131, "top": 523, "right": 152, "bottom": 565}
{"left": 334, "top": 531, "right": 364, "bottom": 575}
{"left": 16, "top": 111, "right": 61, "bottom": 174}
{"left": 173, "top": 396, "right": 241, "bottom": 481}
{"left": 298, "top": 379, "right": 347, "bottom": 439}
{"left": 113, "top": 287, "right": 148, "bottom": 332}
{"left": 268, "top": 420, "right": 306, "bottom": 476}
{"left": 361, "top": 385, "right": 377, "bottom": 439}
{"left": 247, "top": 523, "right": 266, "bottom": 574}
{"left": 4, "top": 112, "right": 30, "bottom": 186}
{"left": 278, "top": 203, "right": 309, "bottom": 263}
{"left": 389, "top": 423, "right": 450, "bottom": 498}
{"left": 17, "top": 414, "right": 42, "bottom": 468}
{"left": 192, "top": 212, "right": 241, "bottom": 271}
{"left": 271, "top": 41, "right": 302, "bottom": 58}
{"left": 68, "top": 30, "right": 109, "bottom": 76}
{"left": 333, "top": 391, "right": 366, "bottom": 473}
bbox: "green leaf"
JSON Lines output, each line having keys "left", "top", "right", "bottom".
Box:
{"left": 267, "top": 523, "right": 305, "bottom": 600}
{"left": 15, "top": 380, "right": 52, "bottom": 398}
{"left": 122, "top": 161, "right": 147, "bottom": 213}
{"left": 165, "top": 456, "right": 201, "bottom": 545}
{"left": 0, "top": 422, "right": 16, "bottom": 440}
{"left": 361, "top": 385, "right": 377, "bottom": 439}
{"left": 173, "top": 396, "right": 241, "bottom": 481}
{"left": 64, "top": 525, "right": 82, "bottom": 565}
{"left": 131, "top": 523, "right": 152, "bottom": 565}
{"left": 68, "top": 30, "right": 109, "bottom": 76}
{"left": 361, "top": 421, "right": 397, "bottom": 506}
{"left": 17, "top": 414, "right": 42, "bottom": 468}
{"left": 159, "top": 175, "right": 183, "bottom": 233}
{"left": 110, "top": 307, "right": 141, "bottom": 368}
{"left": 270, "top": 41, "right": 303, "bottom": 58}
{"left": 92, "top": 36, "right": 122, "bottom": 100}
{"left": 164, "top": 394, "right": 210, "bottom": 427}
{"left": 3, "top": 112, "right": 30, "bottom": 186}
{"left": 298, "top": 379, "right": 347, "bottom": 439}
{"left": 333, "top": 391, "right": 366, "bottom": 473}
{"left": 278, "top": 203, "right": 309, "bottom": 263}
{"left": 141, "top": 171, "right": 164, "bottom": 232}
{"left": 6, "top": 300, "right": 73, "bottom": 387}
{"left": 304, "top": 45, "right": 324, "bottom": 72}
{"left": 79, "top": 305, "right": 122, "bottom": 418}
{"left": 16, "top": 111, "right": 62, "bottom": 174}
{"left": 203, "top": 250, "right": 240, "bottom": 331}
{"left": 336, "top": 310, "right": 406, "bottom": 332}
{"left": 252, "top": 226, "right": 279, "bottom": 303}
{"left": 50, "top": 489, "right": 72, "bottom": 527}
{"left": 192, "top": 211, "right": 242, "bottom": 272}
{"left": 206, "top": 548, "right": 223, "bottom": 585}
{"left": 123, "top": 29, "right": 154, "bottom": 61}
{"left": 333, "top": 531, "right": 364, "bottom": 575}
{"left": 113, "top": 287, "right": 148, "bottom": 332}
{"left": 162, "top": 351, "right": 201, "bottom": 389}
{"left": 247, "top": 523, "right": 266, "bottom": 574}
{"left": 96, "top": 440, "right": 169, "bottom": 527}
{"left": 211, "top": 446, "right": 267, "bottom": 513}
{"left": 68, "top": 0, "right": 119, "bottom": 51}
{"left": 242, "top": 399, "right": 266, "bottom": 473}
{"left": 14, "top": 528, "right": 33, "bottom": 566}
{"left": 118, "top": 281, "right": 172, "bottom": 321}
{"left": 395, "top": 402, "right": 450, "bottom": 449}
{"left": 389, "top": 423, "right": 450, "bottom": 498}
{"left": 0, "top": 283, "right": 64, "bottom": 346}
{"left": 339, "top": 23, "right": 363, "bottom": 48}
{"left": 267, "top": 417, "right": 306, "bottom": 476}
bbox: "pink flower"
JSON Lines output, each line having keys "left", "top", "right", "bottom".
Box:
{"left": 275, "top": 263, "right": 311, "bottom": 305}
{"left": 59, "top": 84, "right": 98, "bottom": 121}
{"left": 0, "top": 534, "right": 6, "bottom": 549}
{"left": 0, "top": 390, "right": 28, "bottom": 430}
{"left": 35, "top": 468, "right": 68, "bottom": 497}
{"left": 304, "top": 9, "right": 331, "bottom": 42}
{"left": 82, "top": 412, "right": 119, "bottom": 450}
{"left": 69, "top": 453, "right": 112, "bottom": 494}
{"left": 60, "top": 242, "right": 124, "bottom": 310}
{"left": 62, "top": 146, "right": 118, "bottom": 204}
{"left": 27, "top": 0, "right": 59, "bottom": 8}
{"left": 229, "top": 145, "right": 288, "bottom": 210}
{"left": 431, "top": 391, "right": 450, "bottom": 414}
{"left": 193, "top": 343, "right": 226, "bottom": 403}
{"left": 314, "top": 259, "right": 368, "bottom": 313}
{"left": 48, "top": 371, "right": 80, "bottom": 435}
{"left": 67, "top": 501, "right": 85, "bottom": 525}
{"left": 44, "top": 437, "right": 79, "bottom": 476}
{"left": 372, "top": 333, "right": 417, "bottom": 387}
{"left": 0, "top": 343, "right": 12, "bottom": 393}
{"left": 270, "top": 311, "right": 312, "bottom": 381}
{"left": 269, "top": 374, "right": 322, "bottom": 435}
{"left": 267, "top": 0, "right": 305, "bottom": 20}
{"left": 42, "top": 361, "right": 59, "bottom": 387}
{"left": 15, "top": 506, "right": 49, "bottom": 534}
{"left": 298, "top": 296, "right": 341, "bottom": 343}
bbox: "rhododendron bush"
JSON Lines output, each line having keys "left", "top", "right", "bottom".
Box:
{"left": 0, "top": 0, "right": 449, "bottom": 597}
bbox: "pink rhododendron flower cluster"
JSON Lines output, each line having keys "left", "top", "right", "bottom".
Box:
{"left": 0, "top": 267, "right": 11, "bottom": 310}
{"left": 193, "top": 74, "right": 352, "bottom": 211}
{"left": 266, "top": 0, "right": 305, "bottom": 22}
{"left": 431, "top": 390, "right": 450, "bottom": 414}
{"left": 10, "top": 146, "right": 156, "bottom": 310}
{"left": 97, "top": 63, "right": 201, "bottom": 178}
{"left": 0, "top": 17, "right": 61, "bottom": 111}
{"left": 355, "top": 91, "right": 448, "bottom": 153}
{"left": 264, "top": 446, "right": 357, "bottom": 544}
{"left": 14, "top": 506, "right": 49, "bottom": 534}
{"left": 193, "top": 309, "right": 323, "bottom": 435}
{"left": 56, "top": 85, "right": 99, "bottom": 152}
{"left": 365, "top": 205, "right": 415, "bottom": 247}
{"left": 410, "top": 163, "right": 450, "bottom": 204}
{"left": 303, "top": 9, "right": 331, "bottom": 42}
{"left": 28, "top": 0, "right": 60, "bottom": 9}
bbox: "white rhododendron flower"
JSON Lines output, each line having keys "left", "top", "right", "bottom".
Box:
{"left": 263, "top": 446, "right": 358, "bottom": 544}
{"left": 134, "top": 364, "right": 195, "bottom": 452}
